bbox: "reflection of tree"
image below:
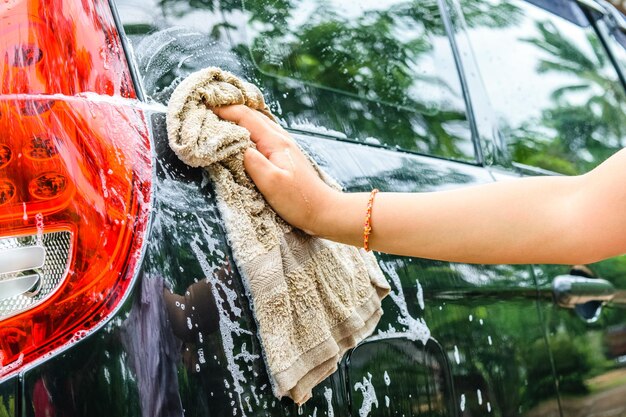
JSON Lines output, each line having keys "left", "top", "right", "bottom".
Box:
{"left": 241, "top": 0, "right": 467, "bottom": 157}
{"left": 132, "top": 0, "right": 523, "bottom": 160}
{"left": 510, "top": 21, "right": 626, "bottom": 175}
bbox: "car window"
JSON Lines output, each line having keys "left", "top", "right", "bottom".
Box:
{"left": 460, "top": 0, "right": 626, "bottom": 175}
{"left": 114, "top": 0, "right": 476, "bottom": 162}
{"left": 599, "top": 19, "right": 626, "bottom": 77}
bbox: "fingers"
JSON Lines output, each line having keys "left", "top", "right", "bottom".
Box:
{"left": 257, "top": 110, "right": 289, "bottom": 136}
{"left": 243, "top": 147, "right": 283, "bottom": 195}
{"left": 213, "top": 104, "right": 285, "bottom": 142}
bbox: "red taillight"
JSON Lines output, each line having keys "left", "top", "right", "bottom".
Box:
{"left": 0, "top": 0, "right": 152, "bottom": 380}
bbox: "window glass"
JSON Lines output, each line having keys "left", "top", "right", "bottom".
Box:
{"left": 460, "top": 0, "right": 626, "bottom": 174}
{"left": 247, "top": 0, "right": 456, "bottom": 119}
{"left": 114, "top": 0, "right": 476, "bottom": 161}
{"left": 602, "top": 22, "right": 626, "bottom": 76}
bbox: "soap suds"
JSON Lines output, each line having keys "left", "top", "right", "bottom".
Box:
{"left": 374, "top": 261, "right": 430, "bottom": 345}
{"left": 324, "top": 387, "right": 334, "bottom": 417}
{"left": 354, "top": 373, "right": 378, "bottom": 417}
{"left": 191, "top": 216, "right": 259, "bottom": 416}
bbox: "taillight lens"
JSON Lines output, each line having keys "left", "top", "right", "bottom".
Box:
{"left": 0, "top": 0, "right": 152, "bottom": 379}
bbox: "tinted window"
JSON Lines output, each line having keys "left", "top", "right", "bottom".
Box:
{"left": 115, "top": 0, "right": 476, "bottom": 161}
{"left": 599, "top": 20, "right": 626, "bottom": 77}
{"left": 460, "top": 0, "right": 626, "bottom": 174}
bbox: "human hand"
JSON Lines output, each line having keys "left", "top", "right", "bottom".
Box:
{"left": 212, "top": 105, "right": 341, "bottom": 236}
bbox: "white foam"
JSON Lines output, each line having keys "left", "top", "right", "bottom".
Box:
{"left": 374, "top": 261, "right": 430, "bottom": 345}
{"left": 416, "top": 279, "right": 424, "bottom": 310}
{"left": 354, "top": 373, "right": 378, "bottom": 417}
{"left": 191, "top": 219, "right": 258, "bottom": 416}
{"left": 324, "top": 387, "right": 334, "bottom": 417}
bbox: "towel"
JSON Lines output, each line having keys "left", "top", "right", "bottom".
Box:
{"left": 166, "top": 67, "right": 390, "bottom": 404}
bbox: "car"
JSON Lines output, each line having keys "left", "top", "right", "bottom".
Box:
{"left": 1, "top": 0, "right": 626, "bottom": 416}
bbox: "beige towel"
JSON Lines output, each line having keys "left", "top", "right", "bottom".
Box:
{"left": 166, "top": 67, "right": 390, "bottom": 404}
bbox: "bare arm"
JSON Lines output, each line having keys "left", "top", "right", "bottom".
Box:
{"left": 214, "top": 105, "right": 626, "bottom": 265}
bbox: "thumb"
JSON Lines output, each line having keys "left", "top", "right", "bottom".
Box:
{"left": 243, "top": 147, "right": 283, "bottom": 194}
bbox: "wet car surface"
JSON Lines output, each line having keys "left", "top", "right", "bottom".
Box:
{"left": 1, "top": 0, "right": 626, "bottom": 416}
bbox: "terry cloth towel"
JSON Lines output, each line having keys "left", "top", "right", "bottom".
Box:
{"left": 166, "top": 67, "right": 390, "bottom": 404}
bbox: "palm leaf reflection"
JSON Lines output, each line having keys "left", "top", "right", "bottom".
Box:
{"left": 511, "top": 20, "right": 626, "bottom": 174}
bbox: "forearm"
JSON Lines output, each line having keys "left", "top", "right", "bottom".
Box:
{"left": 318, "top": 176, "right": 590, "bottom": 264}
{"left": 213, "top": 105, "right": 626, "bottom": 265}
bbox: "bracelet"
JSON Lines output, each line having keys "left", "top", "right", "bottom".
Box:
{"left": 363, "top": 189, "right": 379, "bottom": 251}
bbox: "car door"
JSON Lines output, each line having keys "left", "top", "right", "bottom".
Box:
{"left": 452, "top": 0, "right": 626, "bottom": 415}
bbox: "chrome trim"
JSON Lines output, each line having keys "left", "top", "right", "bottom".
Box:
{"left": 0, "top": 245, "right": 45, "bottom": 275}
{"left": 552, "top": 275, "right": 615, "bottom": 307}
{"left": 0, "top": 274, "right": 40, "bottom": 301}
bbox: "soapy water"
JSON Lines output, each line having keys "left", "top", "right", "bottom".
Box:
{"left": 323, "top": 387, "right": 334, "bottom": 417}
{"left": 416, "top": 279, "right": 425, "bottom": 310}
{"left": 190, "top": 232, "right": 258, "bottom": 417}
{"left": 373, "top": 260, "right": 431, "bottom": 345}
{"left": 354, "top": 373, "right": 378, "bottom": 417}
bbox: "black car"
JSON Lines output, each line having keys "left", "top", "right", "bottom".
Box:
{"left": 1, "top": 0, "right": 626, "bottom": 416}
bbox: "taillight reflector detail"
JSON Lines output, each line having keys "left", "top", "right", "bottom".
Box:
{"left": 25, "top": 136, "right": 58, "bottom": 160}
{"left": 12, "top": 45, "right": 43, "bottom": 68}
{"left": 0, "top": 180, "right": 15, "bottom": 205}
{"left": 28, "top": 173, "right": 67, "bottom": 200}
{"left": 0, "top": 145, "right": 11, "bottom": 168}
{"left": 0, "top": 0, "right": 152, "bottom": 380}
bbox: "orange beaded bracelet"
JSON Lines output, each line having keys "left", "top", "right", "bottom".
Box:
{"left": 363, "top": 189, "right": 379, "bottom": 251}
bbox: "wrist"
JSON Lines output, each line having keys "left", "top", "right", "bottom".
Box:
{"left": 307, "top": 188, "right": 343, "bottom": 238}
{"left": 314, "top": 191, "right": 368, "bottom": 247}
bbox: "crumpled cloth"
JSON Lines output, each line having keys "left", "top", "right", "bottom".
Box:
{"left": 166, "top": 67, "right": 390, "bottom": 404}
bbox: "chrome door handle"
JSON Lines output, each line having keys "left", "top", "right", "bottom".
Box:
{"left": 552, "top": 275, "right": 615, "bottom": 308}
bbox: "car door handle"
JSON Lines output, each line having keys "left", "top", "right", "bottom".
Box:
{"left": 552, "top": 275, "right": 615, "bottom": 308}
